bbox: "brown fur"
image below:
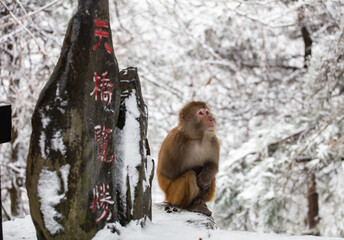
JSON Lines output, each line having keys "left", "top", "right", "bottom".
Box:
{"left": 157, "top": 101, "right": 220, "bottom": 210}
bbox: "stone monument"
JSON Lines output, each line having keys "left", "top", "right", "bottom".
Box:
{"left": 26, "top": 1, "right": 153, "bottom": 239}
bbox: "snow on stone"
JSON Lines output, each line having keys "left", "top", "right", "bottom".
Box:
{"left": 60, "top": 164, "right": 71, "bottom": 192}
{"left": 55, "top": 84, "right": 68, "bottom": 113}
{"left": 39, "top": 111, "right": 51, "bottom": 159}
{"left": 39, "top": 132, "right": 47, "bottom": 159}
{"left": 125, "top": 91, "right": 141, "bottom": 118}
{"left": 143, "top": 155, "right": 154, "bottom": 191}
{"left": 37, "top": 164, "right": 70, "bottom": 235}
{"left": 41, "top": 116, "right": 51, "bottom": 129}
{"left": 116, "top": 91, "right": 142, "bottom": 212}
{"left": 51, "top": 130, "right": 67, "bottom": 156}
{"left": 91, "top": 203, "right": 344, "bottom": 240}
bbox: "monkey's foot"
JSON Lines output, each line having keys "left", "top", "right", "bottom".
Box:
{"left": 187, "top": 199, "right": 212, "bottom": 216}
{"left": 164, "top": 204, "right": 179, "bottom": 213}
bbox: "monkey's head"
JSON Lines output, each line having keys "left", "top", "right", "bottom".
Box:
{"left": 178, "top": 101, "right": 216, "bottom": 138}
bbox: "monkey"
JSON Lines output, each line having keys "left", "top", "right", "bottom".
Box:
{"left": 157, "top": 101, "right": 220, "bottom": 216}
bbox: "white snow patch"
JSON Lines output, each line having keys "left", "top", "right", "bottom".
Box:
{"left": 39, "top": 132, "right": 47, "bottom": 159}
{"left": 146, "top": 156, "right": 154, "bottom": 177}
{"left": 117, "top": 91, "right": 142, "bottom": 213}
{"left": 91, "top": 204, "right": 344, "bottom": 240}
{"left": 60, "top": 164, "right": 71, "bottom": 192}
{"left": 143, "top": 155, "right": 154, "bottom": 191}
{"left": 37, "top": 164, "right": 70, "bottom": 235}
{"left": 3, "top": 207, "right": 344, "bottom": 240}
{"left": 40, "top": 111, "right": 51, "bottom": 129}
{"left": 3, "top": 215, "right": 36, "bottom": 240}
{"left": 51, "top": 130, "right": 66, "bottom": 156}
{"left": 125, "top": 91, "right": 141, "bottom": 118}
{"left": 39, "top": 111, "right": 51, "bottom": 159}
{"left": 56, "top": 84, "right": 60, "bottom": 97}
{"left": 41, "top": 116, "right": 51, "bottom": 129}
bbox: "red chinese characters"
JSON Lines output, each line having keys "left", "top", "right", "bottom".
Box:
{"left": 90, "top": 18, "right": 116, "bottom": 224}
{"left": 94, "top": 125, "right": 115, "bottom": 163}
{"left": 90, "top": 183, "right": 115, "bottom": 223}
{"left": 90, "top": 71, "right": 114, "bottom": 106}
{"left": 93, "top": 19, "right": 112, "bottom": 54}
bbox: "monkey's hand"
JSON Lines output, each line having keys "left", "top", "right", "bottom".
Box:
{"left": 196, "top": 162, "right": 218, "bottom": 190}
{"left": 196, "top": 171, "right": 213, "bottom": 191}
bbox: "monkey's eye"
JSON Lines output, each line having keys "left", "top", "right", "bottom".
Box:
{"left": 206, "top": 110, "right": 209, "bottom": 115}
{"left": 199, "top": 111, "right": 204, "bottom": 115}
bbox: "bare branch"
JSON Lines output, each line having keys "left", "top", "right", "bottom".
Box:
{"left": 0, "top": 0, "right": 61, "bottom": 30}
{"left": 0, "top": 0, "right": 55, "bottom": 62}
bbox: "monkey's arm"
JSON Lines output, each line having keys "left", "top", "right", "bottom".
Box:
{"left": 158, "top": 128, "right": 190, "bottom": 180}
{"left": 196, "top": 162, "right": 218, "bottom": 191}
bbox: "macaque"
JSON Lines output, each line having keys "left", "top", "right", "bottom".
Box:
{"left": 157, "top": 101, "right": 220, "bottom": 216}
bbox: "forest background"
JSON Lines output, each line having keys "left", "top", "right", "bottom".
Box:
{"left": 1, "top": 0, "right": 344, "bottom": 237}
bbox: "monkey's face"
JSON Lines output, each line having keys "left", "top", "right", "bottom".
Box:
{"left": 195, "top": 108, "right": 216, "bottom": 133}
{"left": 178, "top": 101, "right": 217, "bottom": 138}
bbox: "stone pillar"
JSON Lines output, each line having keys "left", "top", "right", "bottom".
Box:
{"left": 115, "top": 67, "right": 154, "bottom": 225}
{"left": 26, "top": 0, "right": 124, "bottom": 239}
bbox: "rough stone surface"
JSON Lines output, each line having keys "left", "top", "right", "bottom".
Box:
{"left": 115, "top": 67, "right": 154, "bottom": 225}
{"left": 26, "top": 1, "right": 152, "bottom": 239}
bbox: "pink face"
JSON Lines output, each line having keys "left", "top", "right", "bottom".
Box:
{"left": 195, "top": 108, "right": 215, "bottom": 128}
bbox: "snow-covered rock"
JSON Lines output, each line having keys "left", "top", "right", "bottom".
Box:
{"left": 3, "top": 206, "right": 343, "bottom": 240}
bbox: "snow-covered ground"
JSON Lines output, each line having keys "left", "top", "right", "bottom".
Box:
{"left": 3, "top": 204, "right": 343, "bottom": 240}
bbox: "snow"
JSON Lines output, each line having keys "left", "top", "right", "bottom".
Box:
{"left": 3, "top": 215, "right": 36, "bottom": 240}
{"left": 39, "top": 111, "right": 51, "bottom": 159}
{"left": 36, "top": 164, "right": 70, "bottom": 235}
{"left": 60, "top": 164, "right": 70, "bottom": 193}
{"left": 41, "top": 116, "right": 51, "bottom": 129}
{"left": 144, "top": 155, "right": 154, "bottom": 191}
{"left": 116, "top": 91, "right": 142, "bottom": 213}
{"left": 3, "top": 205, "right": 343, "bottom": 240}
{"left": 2, "top": 0, "right": 344, "bottom": 238}
{"left": 50, "top": 130, "right": 67, "bottom": 156}
{"left": 39, "top": 132, "right": 47, "bottom": 159}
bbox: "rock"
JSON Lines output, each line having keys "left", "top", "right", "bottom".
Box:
{"left": 26, "top": 1, "right": 152, "bottom": 239}
{"left": 115, "top": 67, "right": 154, "bottom": 225}
{"left": 154, "top": 202, "right": 217, "bottom": 230}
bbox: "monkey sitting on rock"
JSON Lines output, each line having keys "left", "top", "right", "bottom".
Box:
{"left": 157, "top": 101, "right": 220, "bottom": 216}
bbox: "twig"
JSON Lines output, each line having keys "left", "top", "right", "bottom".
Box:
{"left": 222, "top": 0, "right": 305, "bottom": 29}
{"left": 113, "top": 0, "right": 132, "bottom": 36}
{"left": 0, "top": 0, "right": 61, "bottom": 30}
{"left": 296, "top": 112, "right": 344, "bottom": 158}
{"left": 170, "top": 6, "right": 240, "bottom": 74}
{"left": 143, "top": 75, "right": 184, "bottom": 100}
{"left": 0, "top": 0, "right": 54, "bottom": 61}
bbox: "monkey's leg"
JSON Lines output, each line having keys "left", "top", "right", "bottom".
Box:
{"left": 165, "top": 170, "right": 200, "bottom": 208}
{"left": 187, "top": 178, "right": 216, "bottom": 216}
{"left": 157, "top": 170, "right": 171, "bottom": 194}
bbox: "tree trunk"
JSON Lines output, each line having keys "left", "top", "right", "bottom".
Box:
{"left": 298, "top": 6, "right": 312, "bottom": 68}
{"left": 307, "top": 173, "right": 319, "bottom": 231}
